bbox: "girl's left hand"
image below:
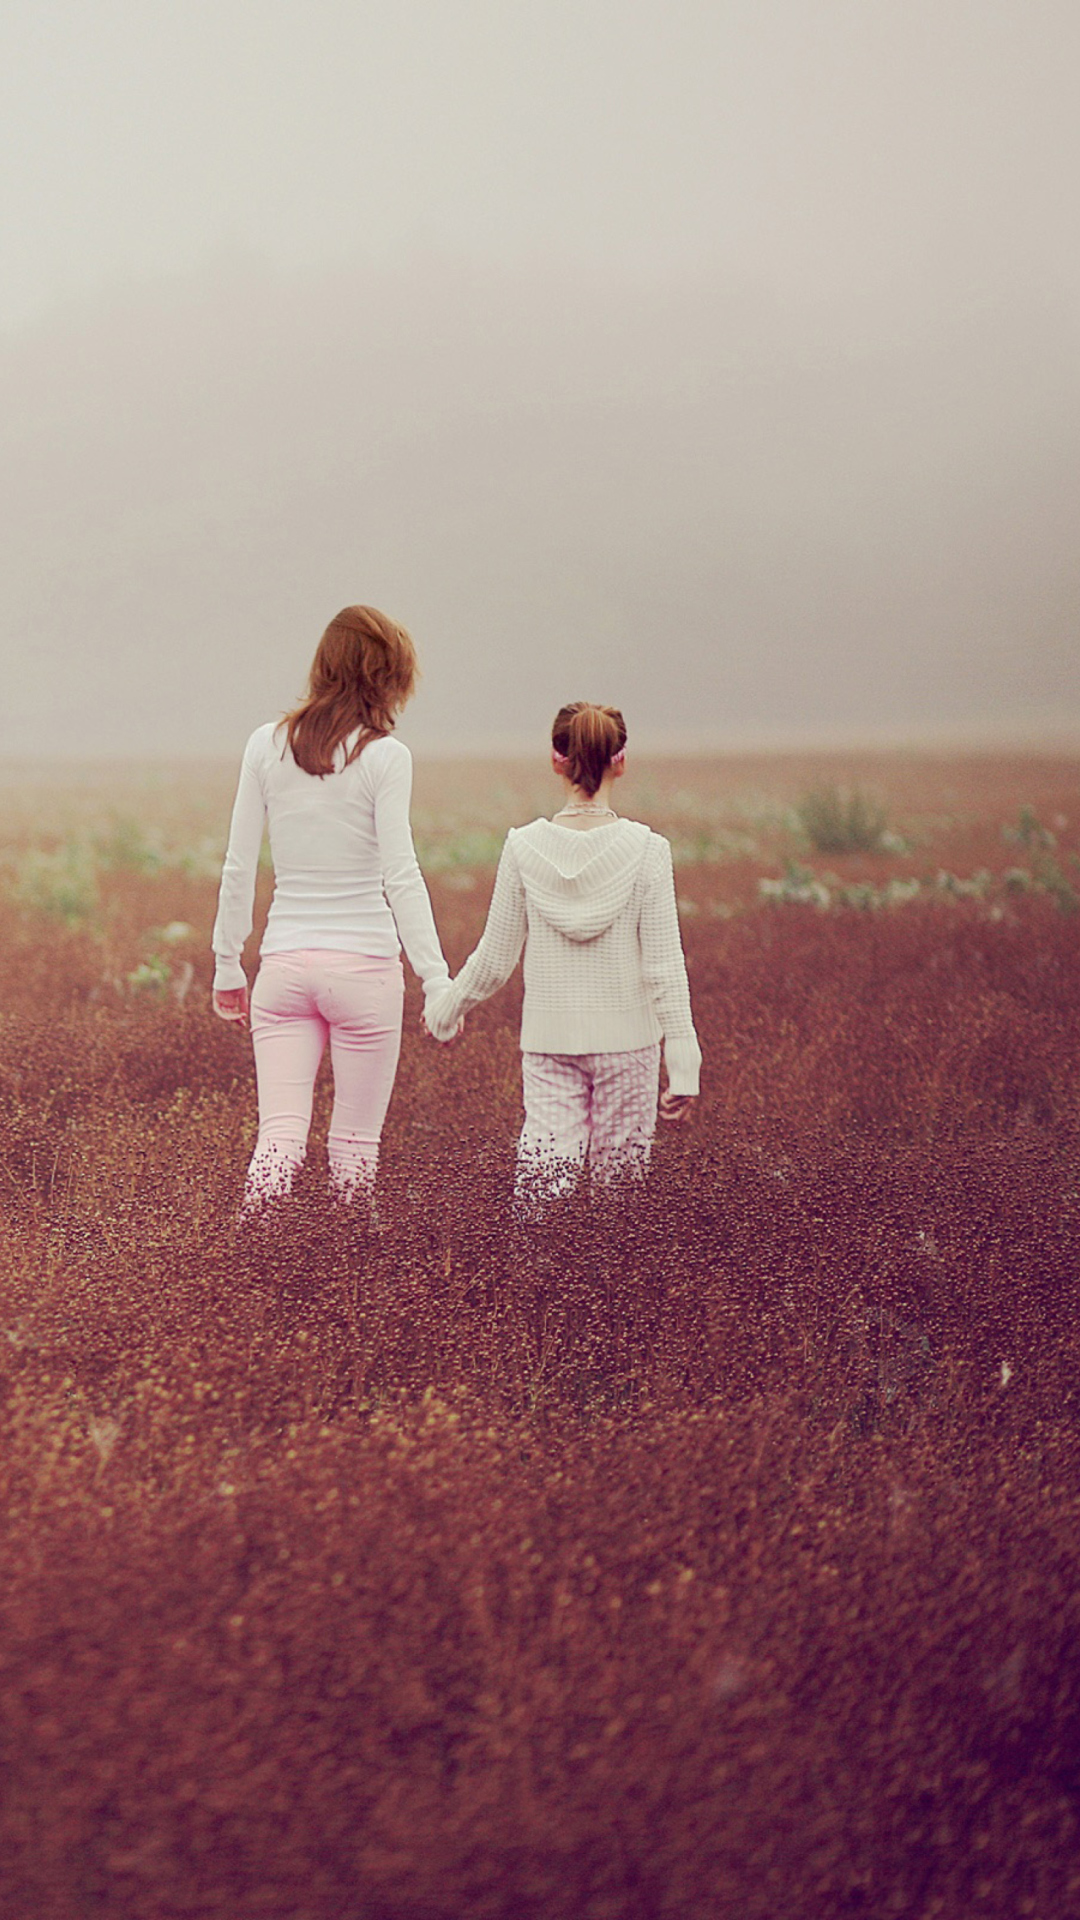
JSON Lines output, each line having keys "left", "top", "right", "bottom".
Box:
{"left": 213, "top": 987, "right": 249, "bottom": 1030}
{"left": 659, "top": 1091, "right": 696, "bottom": 1124}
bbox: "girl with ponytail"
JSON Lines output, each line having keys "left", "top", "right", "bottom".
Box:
{"left": 425, "top": 702, "right": 701, "bottom": 1199}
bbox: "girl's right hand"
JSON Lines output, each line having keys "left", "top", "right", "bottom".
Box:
{"left": 213, "top": 987, "right": 249, "bottom": 1029}
{"left": 659, "top": 1091, "right": 696, "bottom": 1124}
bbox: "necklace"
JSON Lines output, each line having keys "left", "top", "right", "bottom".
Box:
{"left": 554, "top": 803, "right": 618, "bottom": 819}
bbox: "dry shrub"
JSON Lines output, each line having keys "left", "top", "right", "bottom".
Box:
{"left": 0, "top": 768, "right": 1078, "bottom": 1919}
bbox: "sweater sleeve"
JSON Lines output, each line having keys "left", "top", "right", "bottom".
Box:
{"left": 373, "top": 745, "right": 451, "bottom": 1000}
{"left": 424, "top": 833, "right": 527, "bottom": 1039}
{"left": 639, "top": 836, "right": 702, "bottom": 1096}
{"left": 211, "top": 734, "right": 267, "bottom": 991}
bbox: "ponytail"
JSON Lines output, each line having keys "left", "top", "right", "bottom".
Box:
{"left": 551, "top": 702, "right": 627, "bottom": 798}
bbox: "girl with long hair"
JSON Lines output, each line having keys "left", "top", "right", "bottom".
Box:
{"left": 424, "top": 702, "right": 700, "bottom": 1197}
{"left": 212, "top": 605, "right": 451, "bottom": 1208}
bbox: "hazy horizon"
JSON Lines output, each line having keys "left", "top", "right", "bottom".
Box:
{"left": 3, "top": 1, "right": 1079, "bottom": 756}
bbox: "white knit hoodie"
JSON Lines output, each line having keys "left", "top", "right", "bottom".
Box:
{"left": 425, "top": 818, "right": 702, "bottom": 1095}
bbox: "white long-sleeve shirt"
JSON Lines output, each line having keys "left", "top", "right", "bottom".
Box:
{"left": 424, "top": 818, "right": 702, "bottom": 1095}
{"left": 211, "top": 724, "right": 450, "bottom": 998}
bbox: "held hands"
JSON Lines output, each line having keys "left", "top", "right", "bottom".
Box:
{"left": 212, "top": 986, "right": 249, "bottom": 1030}
{"left": 421, "top": 983, "right": 464, "bottom": 1044}
{"left": 659, "top": 1090, "right": 696, "bottom": 1125}
{"left": 419, "top": 1009, "right": 465, "bottom": 1043}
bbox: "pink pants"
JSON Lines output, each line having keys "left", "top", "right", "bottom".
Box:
{"left": 246, "top": 950, "right": 404, "bottom": 1205}
{"left": 516, "top": 1045, "right": 661, "bottom": 1201}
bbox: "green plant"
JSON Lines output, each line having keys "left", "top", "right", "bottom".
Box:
{"left": 834, "top": 877, "right": 922, "bottom": 911}
{"left": 1032, "top": 855, "right": 1078, "bottom": 915}
{"left": 1003, "top": 805, "right": 1057, "bottom": 850}
{"left": 93, "top": 816, "right": 164, "bottom": 874}
{"left": 11, "top": 840, "right": 99, "bottom": 925}
{"left": 125, "top": 923, "right": 197, "bottom": 998}
{"left": 759, "top": 862, "right": 832, "bottom": 908}
{"left": 795, "top": 786, "right": 890, "bottom": 854}
{"left": 125, "top": 956, "right": 173, "bottom": 995}
{"left": 760, "top": 867, "right": 923, "bottom": 912}
{"left": 934, "top": 868, "right": 993, "bottom": 900}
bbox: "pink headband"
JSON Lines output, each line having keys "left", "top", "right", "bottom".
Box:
{"left": 552, "top": 748, "right": 625, "bottom": 770}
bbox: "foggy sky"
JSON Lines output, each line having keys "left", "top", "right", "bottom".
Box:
{"left": 2, "top": 0, "right": 1079, "bottom": 753}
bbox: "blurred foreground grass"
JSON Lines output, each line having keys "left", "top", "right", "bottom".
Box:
{"left": 0, "top": 749, "right": 1078, "bottom": 1918}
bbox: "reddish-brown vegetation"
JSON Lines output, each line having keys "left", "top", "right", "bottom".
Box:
{"left": 0, "top": 754, "right": 1078, "bottom": 1919}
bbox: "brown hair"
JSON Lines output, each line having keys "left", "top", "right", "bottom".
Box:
{"left": 282, "top": 606, "right": 418, "bottom": 777}
{"left": 551, "top": 702, "right": 627, "bottom": 798}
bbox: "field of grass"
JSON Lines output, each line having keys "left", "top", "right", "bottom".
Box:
{"left": 0, "top": 750, "right": 1078, "bottom": 1920}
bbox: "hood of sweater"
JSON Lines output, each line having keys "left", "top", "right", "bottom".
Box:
{"left": 511, "top": 818, "right": 653, "bottom": 942}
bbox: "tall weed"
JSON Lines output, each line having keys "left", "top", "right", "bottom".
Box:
{"left": 796, "top": 783, "right": 891, "bottom": 853}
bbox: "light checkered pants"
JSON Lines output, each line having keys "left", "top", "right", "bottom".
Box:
{"left": 516, "top": 1044, "right": 661, "bottom": 1203}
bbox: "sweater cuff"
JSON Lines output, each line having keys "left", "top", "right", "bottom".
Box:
{"left": 663, "top": 1033, "right": 701, "bottom": 1097}
{"left": 213, "top": 957, "right": 248, "bottom": 993}
{"left": 422, "top": 968, "right": 452, "bottom": 1003}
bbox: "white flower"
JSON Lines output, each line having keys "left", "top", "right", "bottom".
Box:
{"left": 88, "top": 1414, "right": 122, "bottom": 1464}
